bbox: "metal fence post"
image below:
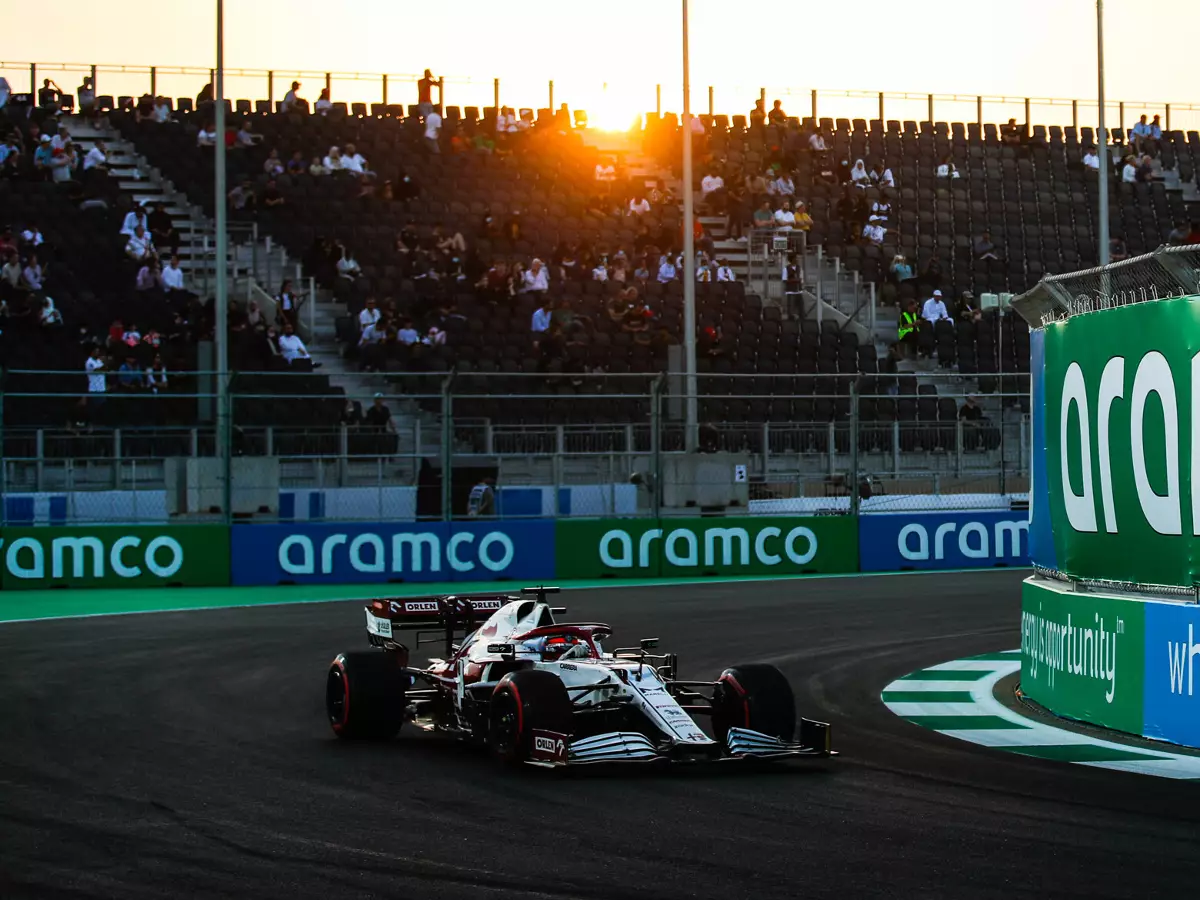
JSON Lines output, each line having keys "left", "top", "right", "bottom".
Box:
{"left": 810, "top": 89, "right": 817, "bottom": 122}
{"left": 708, "top": 85, "right": 714, "bottom": 117}
{"left": 878, "top": 91, "right": 884, "bottom": 124}
{"left": 440, "top": 374, "right": 455, "bottom": 521}
{"left": 267, "top": 71, "right": 274, "bottom": 108}
{"left": 548, "top": 80, "right": 554, "bottom": 111}
{"left": 494, "top": 78, "right": 500, "bottom": 114}
{"left": 650, "top": 373, "right": 664, "bottom": 519}
{"left": 149, "top": 66, "right": 156, "bottom": 98}
{"left": 1166, "top": 103, "right": 1171, "bottom": 132}
{"left": 927, "top": 93, "right": 934, "bottom": 124}
{"left": 308, "top": 275, "right": 316, "bottom": 340}
{"left": 29, "top": 63, "right": 35, "bottom": 96}
{"left": 1024, "top": 97, "right": 1031, "bottom": 128}
{"left": 869, "top": 281, "right": 877, "bottom": 334}
{"left": 656, "top": 84, "right": 661, "bottom": 117}
{"left": 1072, "top": 99, "right": 1078, "bottom": 130}
{"left": 977, "top": 95, "right": 983, "bottom": 127}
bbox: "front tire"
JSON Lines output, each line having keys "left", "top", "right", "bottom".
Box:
{"left": 488, "top": 669, "right": 572, "bottom": 763}
{"left": 326, "top": 651, "right": 407, "bottom": 740}
{"left": 711, "top": 663, "right": 796, "bottom": 744}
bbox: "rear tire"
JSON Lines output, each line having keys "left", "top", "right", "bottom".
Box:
{"left": 711, "top": 663, "right": 796, "bottom": 744}
{"left": 326, "top": 651, "right": 407, "bottom": 740}
{"left": 488, "top": 669, "right": 572, "bottom": 763}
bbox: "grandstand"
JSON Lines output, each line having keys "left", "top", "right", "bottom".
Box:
{"left": 2, "top": 70, "right": 1196, "bottom": 515}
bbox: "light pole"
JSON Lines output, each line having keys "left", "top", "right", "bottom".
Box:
{"left": 214, "top": 0, "right": 231, "bottom": 510}
{"left": 1097, "top": 0, "right": 1110, "bottom": 267}
{"left": 681, "top": 0, "right": 698, "bottom": 452}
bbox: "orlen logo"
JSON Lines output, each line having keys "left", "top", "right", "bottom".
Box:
{"left": 277, "top": 531, "right": 515, "bottom": 575}
{"left": 897, "top": 519, "right": 1028, "bottom": 561}
{"left": 599, "top": 525, "right": 817, "bottom": 569}
{"left": 0, "top": 535, "right": 184, "bottom": 580}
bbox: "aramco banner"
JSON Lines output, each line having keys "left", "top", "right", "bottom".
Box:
{"left": 1042, "top": 296, "right": 1200, "bottom": 587}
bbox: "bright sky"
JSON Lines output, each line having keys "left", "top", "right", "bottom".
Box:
{"left": 5, "top": 1, "right": 1200, "bottom": 130}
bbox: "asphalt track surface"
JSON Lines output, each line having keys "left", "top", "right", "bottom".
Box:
{"left": 4, "top": 571, "right": 1200, "bottom": 899}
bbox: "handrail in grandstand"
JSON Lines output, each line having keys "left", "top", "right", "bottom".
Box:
{"left": 5, "top": 60, "right": 1200, "bottom": 132}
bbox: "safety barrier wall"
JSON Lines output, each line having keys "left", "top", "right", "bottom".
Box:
{"left": 1020, "top": 577, "right": 1200, "bottom": 749}
{"left": 0, "top": 525, "right": 231, "bottom": 590}
{"left": 0, "top": 510, "right": 1037, "bottom": 591}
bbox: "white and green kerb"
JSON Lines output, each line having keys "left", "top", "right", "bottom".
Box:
{"left": 882, "top": 650, "right": 1200, "bottom": 779}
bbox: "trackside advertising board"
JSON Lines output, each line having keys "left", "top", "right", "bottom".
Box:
{"left": 858, "top": 511, "right": 1030, "bottom": 571}
{"left": 229, "top": 521, "right": 555, "bottom": 585}
{"left": 555, "top": 516, "right": 858, "bottom": 578}
{"left": 1142, "top": 602, "right": 1200, "bottom": 747}
{"left": 1042, "top": 296, "right": 1200, "bottom": 587}
{"left": 0, "top": 525, "right": 231, "bottom": 590}
{"left": 1020, "top": 579, "right": 1145, "bottom": 736}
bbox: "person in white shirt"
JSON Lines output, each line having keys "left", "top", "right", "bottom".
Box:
{"left": 281, "top": 81, "right": 305, "bottom": 114}
{"left": 522, "top": 259, "right": 550, "bottom": 293}
{"left": 716, "top": 260, "right": 736, "bottom": 282}
{"left": 21, "top": 224, "right": 44, "bottom": 248}
{"left": 849, "top": 159, "right": 871, "bottom": 188}
{"left": 808, "top": 131, "right": 828, "bottom": 151}
{"left": 314, "top": 88, "right": 332, "bottom": 115}
{"left": 862, "top": 222, "right": 886, "bottom": 245}
{"left": 23, "top": 255, "right": 45, "bottom": 291}
{"left": 235, "top": 122, "right": 260, "bottom": 148}
{"left": 125, "top": 226, "right": 154, "bottom": 262}
{"left": 1121, "top": 156, "right": 1138, "bottom": 183}
{"left": 423, "top": 105, "right": 442, "bottom": 154}
{"left": 359, "top": 319, "right": 384, "bottom": 347}
{"left": 936, "top": 155, "right": 959, "bottom": 179}
{"left": 342, "top": 143, "right": 373, "bottom": 177}
{"left": 152, "top": 97, "right": 172, "bottom": 123}
{"left": 197, "top": 126, "right": 217, "bottom": 147}
{"left": 120, "top": 205, "right": 148, "bottom": 238}
{"left": 83, "top": 141, "right": 108, "bottom": 171}
{"left": 358, "top": 297, "right": 380, "bottom": 333}
{"left": 86, "top": 348, "right": 107, "bottom": 395}
{"left": 323, "top": 146, "right": 345, "bottom": 172}
{"left": 774, "top": 201, "right": 796, "bottom": 230}
{"left": 872, "top": 163, "right": 895, "bottom": 188}
{"left": 592, "top": 263, "right": 609, "bottom": 282}
{"left": 277, "top": 324, "right": 310, "bottom": 362}
{"left": 531, "top": 301, "right": 552, "bottom": 333}
{"left": 162, "top": 255, "right": 185, "bottom": 291}
{"left": 700, "top": 171, "right": 725, "bottom": 212}
{"left": 772, "top": 173, "right": 795, "bottom": 197}
{"left": 1082, "top": 146, "right": 1100, "bottom": 171}
{"left": 922, "top": 290, "right": 952, "bottom": 326}
{"left": 628, "top": 196, "right": 650, "bottom": 216}
{"left": 497, "top": 107, "right": 519, "bottom": 133}
{"left": 51, "top": 125, "right": 71, "bottom": 151}
{"left": 397, "top": 319, "right": 420, "bottom": 344}
{"left": 337, "top": 250, "right": 362, "bottom": 281}
{"left": 657, "top": 256, "right": 677, "bottom": 282}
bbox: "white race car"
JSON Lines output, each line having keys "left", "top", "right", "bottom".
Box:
{"left": 325, "top": 586, "right": 834, "bottom": 766}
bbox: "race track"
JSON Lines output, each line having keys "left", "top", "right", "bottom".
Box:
{"left": 3, "top": 571, "right": 1200, "bottom": 899}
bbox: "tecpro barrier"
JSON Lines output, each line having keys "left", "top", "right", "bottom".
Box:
{"left": 229, "top": 521, "right": 556, "bottom": 585}
{"left": 0, "top": 525, "right": 231, "bottom": 590}
{"left": 555, "top": 516, "right": 858, "bottom": 579}
{"left": 858, "top": 511, "right": 1030, "bottom": 572}
{"left": 1039, "top": 296, "right": 1200, "bottom": 587}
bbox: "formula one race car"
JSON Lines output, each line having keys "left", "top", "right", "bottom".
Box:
{"left": 324, "top": 587, "right": 834, "bottom": 766}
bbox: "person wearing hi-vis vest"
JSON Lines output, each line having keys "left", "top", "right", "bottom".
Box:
{"left": 467, "top": 477, "right": 496, "bottom": 518}
{"left": 897, "top": 298, "right": 920, "bottom": 356}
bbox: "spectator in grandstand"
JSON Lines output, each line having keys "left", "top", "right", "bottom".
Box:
{"left": 49, "top": 145, "right": 76, "bottom": 185}
{"left": 83, "top": 139, "right": 108, "bottom": 175}
{"left": 773, "top": 200, "right": 796, "bottom": 230}
{"left": 753, "top": 200, "right": 775, "bottom": 230}
{"left": 922, "top": 290, "right": 952, "bottom": 326}
{"left": 1136, "top": 154, "right": 1155, "bottom": 183}
{"left": 849, "top": 160, "right": 871, "bottom": 189}
{"left": 262, "top": 148, "right": 285, "bottom": 178}
{"left": 235, "top": 121, "right": 261, "bottom": 149}
{"left": 323, "top": 146, "right": 346, "bottom": 173}
{"left": 768, "top": 100, "right": 787, "bottom": 125}
{"left": 125, "top": 226, "right": 155, "bottom": 263}
{"left": 85, "top": 346, "right": 107, "bottom": 401}
{"left": 959, "top": 394, "right": 984, "bottom": 422}
{"left": 700, "top": 169, "right": 726, "bottom": 213}
{"left": 418, "top": 69, "right": 442, "bottom": 108}
{"left": 726, "top": 184, "right": 752, "bottom": 240}
{"left": 657, "top": 254, "right": 678, "bottom": 282}
{"left": 2, "top": 251, "right": 25, "bottom": 294}
{"left": 20, "top": 222, "right": 44, "bottom": 251}
{"left": 974, "top": 230, "right": 1001, "bottom": 261}
{"left": 135, "top": 260, "right": 162, "bottom": 291}
{"left": 1120, "top": 155, "right": 1138, "bottom": 183}
{"left": 228, "top": 180, "right": 257, "bottom": 216}
{"left": 957, "top": 291, "right": 981, "bottom": 324}
{"left": 716, "top": 259, "right": 736, "bottom": 282}
{"left": 772, "top": 170, "right": 795, "bottom": 198}
{"left": 808, "top": 129, "right": 829, "bottom": 152}
{"left": 749, "top": 99, "right": 767, "bottom": 128}
{"left": 278, "top": 323, "right": 314, "bottom": 366}
{"left": 359, "top": 296, "right": 380, "bottom": 334}
{"left": 277, "top": 280, "right": 304, "bottom": 327}
{"left": 869, "top": 197, "right": 891, "bottom": 225}
{"left": 162, "top": 255, "right": 185, "bottom": 293}
{"left": 336, "top": 247, "right": 362, "bottom": 282}
{"left": 281, "top": 81, "right": 306, "bottom": 114}
{"left": 285, "top": 151, "right": 306, "bottom": 177}
{"left": 38, "top": 296, "right": 62, "bottom": 328}
{"left": 0, "top": 136, "right": 21, "bottom": 177}
{"left": 147, "top": 203, "right": 178, "bottom": 256}
{"left": 21, "top": 253, "right": 44, "bottom": 291}
{"left": 196, "top": 124, "right": 218, "bottom": 147}
{"left": 1168, "top": 221, "right": 1193, "bottom": 244}
{"left": 32, "top": 136, "right": 54, "bottom": 180}
{"left": 341, "top": 142, "right": 374, "bottom": 179}
{"left": 77, "top": 77, "right": 95, "bottom": 114}
{"left": 861, "top": 220, "right": 886, "bottom": 246}
{"left": 628, "top": 194, "right": 651, "bottom": 216}
{"left": 314, "top": 88, "right": 333, "bottom": 115}
{"left": 38, "top": 78, "right": 62, "bottom": 115}
{"left": 152, "top": 96, "right": 173, "bottom": 124}
{"left": 308, "top": 155, "right": 329, "bottom": 176}
{"left": 1082, "top": 145, "right": 1100, "bottom": 172}
{"left": 417, "top": 102, "right": 442, "bottom": 155}
{"left": 145, "top": 355, "right": 168, "bottom": 394}
{"left": 262, "top": 180, "right": 285, "bottom": 209}
{"left": 871, "top": 162, "right": 895, "bottom": 188}
{"left": 936, "top": 155, "right": 960, "bottom": 179}
{"left": 1131, "top": 114, "right": 1159, "bottom": 156}
{"left": 1109, "top": 235, "right": 1129, "bottom": 262}
{"left": 434, "top": 223, "right": 467, "bottom": 256}
{"left": 1001, "top": 118, "right": 1024, "bottom": 145}
{"left": 117, "top": 354, "right": 143, "bottom": 391}
{"left": 523, "top": 259, "right": 550, "bottom": 293}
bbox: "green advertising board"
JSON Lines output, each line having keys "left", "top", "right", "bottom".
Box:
{"left": 0, "top": 525, "right": 231, "bottom": 590}
{"left": 1043, "top": 296, "right": 1200, "bottom": 586}
{"left": 556, "top": 516, "right": 859, "bottom": 579}
{"left": 1020, "top": 579, "right": 1144, "bottom": 735}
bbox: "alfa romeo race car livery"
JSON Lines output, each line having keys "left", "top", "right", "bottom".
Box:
{"left": 324, "top": 587, "right": 835, "bottom": 766}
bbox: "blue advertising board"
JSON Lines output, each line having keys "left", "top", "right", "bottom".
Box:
{"left": 858, "top": 511, "right": 1030, "bottom": 572}
{"left": 230, "top": 521, "right": 556, "bottom": 585}
{"left": 1027, "top": 328, "right": 1058, "bottom": 571}
{"left": 1143, "top": 603, "right": 1200, "bottom": 747}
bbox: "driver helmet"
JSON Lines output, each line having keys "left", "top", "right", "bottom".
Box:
{"left": 522, "top": 634, "right": 580, "bottom": 660}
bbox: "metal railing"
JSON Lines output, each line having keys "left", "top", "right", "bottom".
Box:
{"left": 6, "top": 60, "right": 1200, "bottom": 132}
{"left": 0, "top": 370, "right": 1029, "bottom": 522}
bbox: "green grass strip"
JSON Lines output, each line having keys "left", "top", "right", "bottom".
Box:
{"left": 881, "top": 691, "right": 976, "bottom": 703}
{"left": 897, "top": 669, "right": 993, "bottom": 682}
{"left": 906, "top": 715, "right": 1029, "bottom": 730}
{"left": 1006, "top": 744, "right": 1172, "bottom": 763}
